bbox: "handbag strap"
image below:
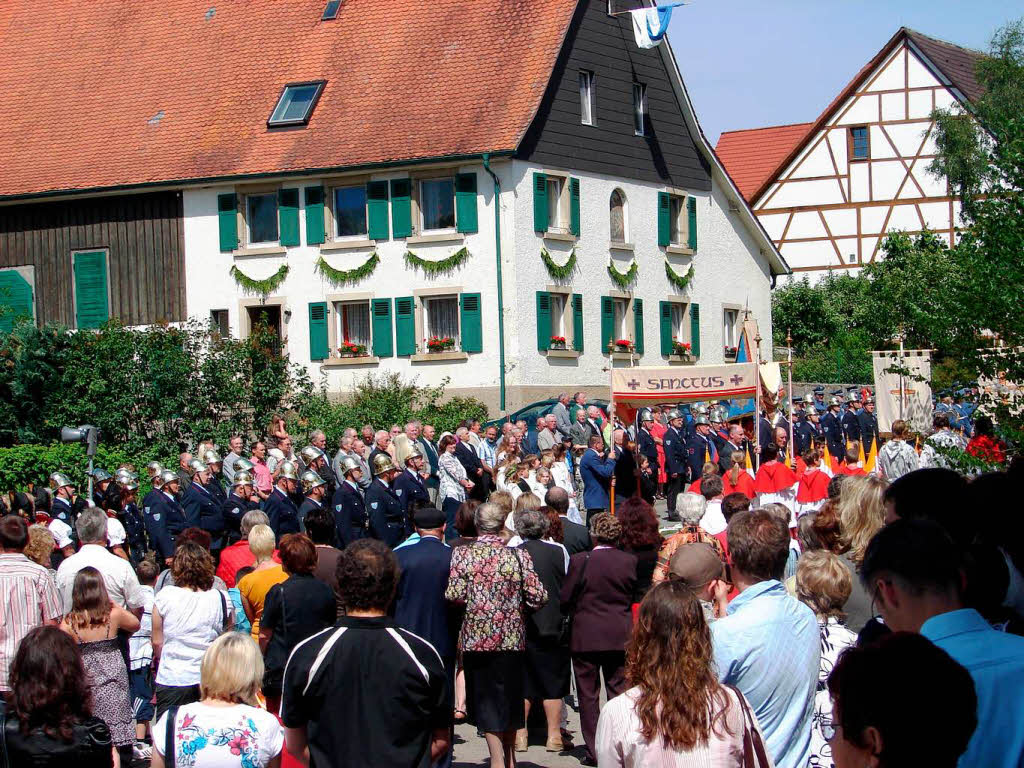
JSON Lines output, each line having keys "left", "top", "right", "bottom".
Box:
{"left": 727, "top": 685, "right": 771, "bottom": 768}
{"left": 165, "top": 704, "right": 180, "bottom": 768}
{"left": 219, "top": 589, "right": 227, "bottom": 631}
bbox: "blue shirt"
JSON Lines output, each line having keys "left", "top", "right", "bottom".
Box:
{"left": 920, "top": 608, "right": 1024, "bottom": 768}
{"left": 711, "top": 580, "right": 819, "bottom": 768}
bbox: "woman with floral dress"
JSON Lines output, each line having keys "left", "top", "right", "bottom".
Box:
{"left": 446, "top": 502, "right": 548, "bottom": 768}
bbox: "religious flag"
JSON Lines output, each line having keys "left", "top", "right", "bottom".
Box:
{"left": 823, "top": 442, "right": 834, "bottom": 472}
{"left": 857, "top": 440, "right": 865, "bottom": 466}
{"left": 864, "top": 439, "right": 878, "bottom": 474}
{"left": 630, "top": 1, "right": 686, "bottom": 49}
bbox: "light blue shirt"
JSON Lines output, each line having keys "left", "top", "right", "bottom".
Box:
{"left": 711, "top": 580, "right": 819, "bottom": 768}
{"left": 921, "top": 608, "right": 1024, "bottom": 768}
{"left": 477, "top": 438, "right": 498, "bottom": 468}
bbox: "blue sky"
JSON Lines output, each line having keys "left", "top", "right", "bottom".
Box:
{"left": 667, "top": 1, "right": 1022, "bottom": 143}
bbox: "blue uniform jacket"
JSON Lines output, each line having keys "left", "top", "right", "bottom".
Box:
{"left": 393, "top": 468, "right": 431, "bottom": 514}
{"left": 821, "top": 412, "right": 845, "bottom": 457}
{"left": 221, "top": 493, "right": 256, "bottom": 544}
{"left": 262, "top": 487, "right": 300, "bottom": 540}
{"left": 182, "top": 482, "right": 221, "bottom": 535}
{"left": 394, "top": 535, "right": 455, "bottom": 661}
{"left": 365, "top": 479, "right": 408, "bottom": 548}
{"left": 841, "top": 409, "right": 862, "bottom": 445}
{"left": 686, "top": 434, "right": 718, "bottom": 481}
{"left": 579, "top": 448, "right": 616, "bottom": 510}
{"left": 662, "top": 425, "right": 687, "bottom": 477}
{"left": 147, "top": 491, "right": 185, "bottom": 558}
{"left": 332, "top": 481, "right": 369, "bottom": 547}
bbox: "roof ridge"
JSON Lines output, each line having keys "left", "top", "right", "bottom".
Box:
{"left": 718, "top": 121, "right": 814, "bottom": 137}
{"left": 902, "top": 27, "right": 987, "bottom": 58}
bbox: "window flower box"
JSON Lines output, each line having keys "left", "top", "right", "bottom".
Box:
{"left": 549, "top": 335, "right": 567, "bottom": 350}
{"left": 724, "top": 345, "right": 738, "bottom": 360}
{"left": 672, "top": 340, "right": 692, "bottom": 358}
{"left": 426, "top": 336, "right": 456, "bottom": 353}
{"left": 338, "top": 342, "right": 368, "bottom": 358}
{"left": 610, "top": 338, "right": 634, "bottom": 353}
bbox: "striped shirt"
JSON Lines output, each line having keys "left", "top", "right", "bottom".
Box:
{"left": 0, "top": 553, "right": 62, "bottom": 691}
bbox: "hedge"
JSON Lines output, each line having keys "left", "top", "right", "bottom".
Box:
{"left": 0, "top": 444, "right": 176, "bottom": 494}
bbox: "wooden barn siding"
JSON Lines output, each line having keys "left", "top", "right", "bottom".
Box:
{"left": 517, "top": 0, "right": 712, "bottom": 190}
{"left": 0, "top": 191, "right": 186, "bottom": 326}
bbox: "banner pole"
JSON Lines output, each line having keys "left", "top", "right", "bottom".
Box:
{"left": 787, "top": 330, "right": 795, "bottom": 465}
{"left": 754, "top": 331, "right": 762, "bottom": 471}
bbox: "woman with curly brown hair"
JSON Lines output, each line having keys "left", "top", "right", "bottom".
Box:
{"left": 596, "top": 580, "right": 766, "bottom": 767}
{"left": 4, "top": 625, "right": 116, "bottom": 767}
{"left": 152, "top": 541, "right": 234, "bottom": 719}
{"left": 617, "top": 497, "right": 663, "bottom": 596}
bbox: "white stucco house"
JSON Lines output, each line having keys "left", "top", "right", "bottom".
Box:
{"left": 717, "top": 28, "right": 983, "bottom": 282}
{"left": 0, "top": 0, "right": 785, "bottom": 414}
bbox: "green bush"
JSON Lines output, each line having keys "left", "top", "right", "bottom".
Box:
{"left": 290, "top": 373, "right": 488, "bottom": 448}
{"left": 0, "top": 443, "right": 176, "bottom": 495}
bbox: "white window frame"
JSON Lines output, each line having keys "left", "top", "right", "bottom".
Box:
{"left": 541, "top": 171, "right": 572, "bottom": 237}
{"left": 325, "top": 292, "right": 375, "bottom": 361}
{"left": 579, "top": 70, "right": 595, "bottom": 126}
{"left": 663, "top": 189, "right": 692, "bottom": 249}
{"left": 413, "top": 286, "right": 464, "bottom": 353}
{"left": 723, "top": 306, "right": 741, "bottom": 358}
{"left": 417, "top": 177, "right": 457, "bottom": 235}
{"left": 331, "top": 183, "right": 370, "bottom": 241}
{"left": 550, "top": 292, "right": 566, "bottom": 339}
{"left": 633, "top": 82, "right": 647, "bottom": 137}
{"left": 613, "top": 296, "right": 630, "bottom": 342}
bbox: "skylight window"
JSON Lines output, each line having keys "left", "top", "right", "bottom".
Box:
{"left": 267, "top": 81, "right": 326, "bottom": 128}
{"left": 322, "top": 0, "right": 341, "bottom": 20}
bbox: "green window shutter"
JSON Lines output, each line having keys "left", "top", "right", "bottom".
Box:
{"left": 455, "top": 173, "right": 479, "bottom": 234}
{"left": 391, "top": 179, "right": 412, "bottom": 238}
{"left": 460, "top": 293, "right": 482, "bottom": 353}
{"left": 371, "top": 298, "right": 393, "bottom": 357}
{"left": 572, "top": 293, "right": 584, "bottom": 352}
{"left": 633, "top": 298, "right": 644, "bottom": 355}
{"left": 659, "top": 301, "right": 673, "bottom": 356}
{"left": 217, "top": 193, "right": 238, "bottom": 252}
{"left": 533, "top": 172, "right": 548, "bottom": 232}
{"left": 308, "top": 301, "right": 329, "bottom": 361}
{"left": 600, "top": 295, "right": 615, "bottom": 353}
{"left": 0, "top": 270, "right": 33, "bottom": 333}
{"left": 304, "top": 187, "right": 325, "bottom": 245}
{"left": 569, "top": 177, "right": 581, "bottom": 237}
{"left": 658, "top": 192, "right": 670, "bottom": 247}
{"left": 394, "top": 296, "right": 415, "bottom": 356}
{"left": 688, "top": 196, "right": 698, "bottom": 250}
{"left": 73, "top": 251, "right": 109, "bottom": 330}
{"left": 278, "top": 188, "right": 300, "bottom": 246}
{"left": 690, "top": 302, "right": 701, "bottom": 358}
{"left": 367, "top": 181, "right": 390, "bottom": 240}
{"left": 535, "top": 291, "right": 551, "bottom": 351}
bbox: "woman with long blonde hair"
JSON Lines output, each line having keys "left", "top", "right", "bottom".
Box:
{"left": 596, "top": 581, "right": 765, "bottom": 766}
{"left": 722, "top": 451, "right": 755, "bottom": 499}
{"left": 835, "top": 474, "right": 888, "bottom": 631}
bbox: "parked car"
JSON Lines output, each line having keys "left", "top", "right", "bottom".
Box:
{"left": 485, "top": 399, "right": 610, "bottom": 430}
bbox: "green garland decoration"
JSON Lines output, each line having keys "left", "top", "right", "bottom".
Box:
{"left": 229, "top": 264, "right": 289, "bottom": 296}
{"left": 665, "top": 262, "right": 695, "bottom": 291}
{"left": 404, "top": 247, "right": 470, "bottom": 275}
{"left": 607, "top": 260, "right": 638, "bottom": 289}
{"left": 315, "top": 252, "right": 380, "bottom": 286}
{"left": 540, "top": 247, "right": 577, "bottom": 280}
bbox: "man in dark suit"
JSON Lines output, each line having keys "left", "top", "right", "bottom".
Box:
{"left": 146, "top": 470, "right": 182, "bottom": 564}
{"left": 364, "top": 454, "right": 408, "bottom": 548}
{"left": 300, "top": 445, "right": 337, "bottom": 501}
{"left": 795, "top": 409, "right": 825, "bottom": 457}
{"left": 298, "top": 470, "right": 328, "bottom": 534}
{"left": 662, "top": 409, "right": 688, "bottom": 522}
{"left": 544, "top": 487, "right": 590, "bottom": 554}
{"left": 522, "top": 417, "right": 543, "bottom": 456}
{"left": 332, "top": 456, "right": 369, "bottom": 547}
{"left": 261, "top": 460, "right": 301, "bottom": 541}
{"left": 717, "top": 424, "right": 747, "bottom": 475}
{"left": 222, "top": 470, "right": 258, "bottom": 546}
{"left": 182, "top": 459, "right": 224, "bottom": 553}
{"left": 685, "top": 415, "right": 719, "bottom": 482}
{"left": 454, "top": 427, "right": 486, "bottom": 502}
{"left": 394, "top": 447, "right": 431, "bottom": 515}
{"left": 842, "top": 392, "right": 862, "bottom": 447}
{"left": 579, "top": 435, "right": 617, "bottom": 522}
{"left": 416, "top": 424, "right": 441, "bottom": 504}
{"left": 857, "top": 397, "right": 880, "bottom": 455}
{"left": 821, "top": 397, "right": 846, "bottom": 463}
{"left": 635, "top": 409, "right": 659, "bottom": 480}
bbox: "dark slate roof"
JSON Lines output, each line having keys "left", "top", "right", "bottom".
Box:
{"left": 905, "top": 28, "right": 986, "bottom": 103}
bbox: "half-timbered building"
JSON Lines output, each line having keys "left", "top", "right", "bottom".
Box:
{"left": 0, "top": 0, "right": 785, "bottom": 413}
{"left": 717, "top": 28, "right": 982, "bottom": 280}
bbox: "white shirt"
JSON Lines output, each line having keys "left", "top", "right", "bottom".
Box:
{"left": 153, "top": 701, "right": 283, "bottom": 767}
{"left": 154, "top": 586, "right": 234, "bottom": 686}
{"left": 129, "top": 584, "right": 155, "bottom": 669}
{"left": 699, "top": 500, "right": 727, "bottom": 536}
{"left": 56, "top": 543, "right": 145, "bottom": 613}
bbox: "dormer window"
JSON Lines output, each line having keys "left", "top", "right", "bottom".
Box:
{"left": 268, "top": 81, "right": 326, "bottom": 127}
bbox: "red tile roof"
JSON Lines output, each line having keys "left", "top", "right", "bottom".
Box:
{"left": 715, "top": 123, "right": 813, "bottom": 202}
{"left": 0, "top": 0, "right": 578, "bottom": 199}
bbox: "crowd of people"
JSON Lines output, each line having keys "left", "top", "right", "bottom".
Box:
{"left": 0, "top": 388, "right": 1021, "bottom": 768}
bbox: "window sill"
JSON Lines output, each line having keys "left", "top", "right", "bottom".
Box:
{"left": 320, "top": 355, "right": 380, "bottom": 367}
{"left": 665, "top": 245, "right": 694, "bottom": 256}
{"left": 233, "top": 245, "right": 288, "bottom": 258}
{"left": 410, "top": 351, "right": 469, "bottom": 362}
{"left": 407, "top": 232, "right": 465, "bottom": 245}
{"left": 320, "top": 239, "right": 375, "bottom": 253}
{"left": 610, "top": 242, "right": 634, "bottom": 252}
{"left": 724, "top": 355, "right": 738, "bottom": 362}
{"left": 543, "top": 232, "right": 577, "bottom": 243}
{"left": 610, "top": 351, "right": 640, "bottom": 361}
{"left": 668, "top": 355, "right": 697, "bottom": 365}
{"left": 545, "top": 349, "right": 580, "bottom": 359}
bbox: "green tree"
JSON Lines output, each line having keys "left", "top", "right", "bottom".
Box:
{"left": 931, "top": 19, "right": 1024, "bottom": 444}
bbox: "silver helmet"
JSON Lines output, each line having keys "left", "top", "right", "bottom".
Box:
{"left": 638, "top": 408, "right": 654, "bottom": 423}
{"left": 694, "top": 414, "right": 711, "bottom": 426}
{"left": 232, "top": 470, "right": 255, "bottom": 489}
{"left": 233, "top": 457, "right": 254, "bottom": 473}
{"left": 665, "top": 408, "right": 683, "bottom": 421}
{"left": 159, "top": 469, "right": 180, "bottom": 487}
{"left": 187, "top": 458, "right": 208, "bottom": 477}
{"left": 404, "top": 445, "right": 424, "bottom": 463}
{"left": 48, "top": 472, "right": 75, "bottom": 491}
{"left": 301, "top": 470, "right": 327, "bottom": 495}
{"left": 276, "top": 460, "right": 299, "bottom": 481}
{"left": 299, "top": 445, "right": 325, "bottom": 467}
{"left": 372, "top": 453, "right": 397, "bottom": 475}
{"left": 146, "top": 461, "right": 164, "bottom": 479}
{"left": 202, "top": 450, "right": 222, "bottom": 466}
{"left": 340, "top": 456, "right": 362, "bottom": 476}
{"left": 91, "top": 467, "right": 112, "bottom": 483}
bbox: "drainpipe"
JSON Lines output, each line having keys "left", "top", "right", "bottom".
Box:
{"left": 482, "top": 153, "right": 507, "bottom": 413}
